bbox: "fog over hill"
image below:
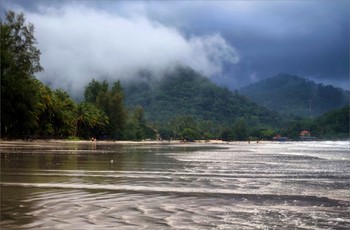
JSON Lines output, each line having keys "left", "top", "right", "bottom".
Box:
{"left": 6, "top": 5, "right": 238, "bottom": 99}
{"left": 2, "top": 0, "right": 348, "bottom": 97}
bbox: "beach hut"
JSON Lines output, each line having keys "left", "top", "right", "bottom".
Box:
{"left": 300, "top": 130, "right": 310, "bottom": 137}
{"left": 299, "top": 130, "right": 316, "bottom": 140}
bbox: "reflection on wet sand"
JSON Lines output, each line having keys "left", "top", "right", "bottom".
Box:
{"left": 1, "top": 141, "right": 350, "bottom": 229}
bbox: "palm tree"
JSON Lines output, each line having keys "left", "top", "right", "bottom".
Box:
{"left": 74, "top": 103, "right": 108, "bottom": 138}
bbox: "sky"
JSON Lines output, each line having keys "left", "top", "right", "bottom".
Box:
{"left": 1, "top": 0, "right": 349, "bottom": 98}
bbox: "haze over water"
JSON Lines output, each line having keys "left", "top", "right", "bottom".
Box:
{"left": 1, "top": 141, "right": 349, "bottom": 229}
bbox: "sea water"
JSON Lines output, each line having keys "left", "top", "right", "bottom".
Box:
{"left": 1, "top": 141, "right": 349, "bottom": 229}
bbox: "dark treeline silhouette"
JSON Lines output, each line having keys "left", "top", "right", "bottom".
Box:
{"left": 0, "top": 11, "right": 155, "bottom": 140}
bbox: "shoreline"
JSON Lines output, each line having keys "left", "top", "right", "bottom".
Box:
{"left": 1, "top": 139, "right": 347, "bottom": 146}
{"left": 0, "top": 139, "right": 268, "bottom": 145}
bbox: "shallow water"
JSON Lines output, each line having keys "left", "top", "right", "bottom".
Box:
{"left": 1, "top": 141, "right": 349, "bottom": 229}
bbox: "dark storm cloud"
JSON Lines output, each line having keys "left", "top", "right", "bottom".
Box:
{"left": 2, "top": 0, "right": 349, "bottom": 90}
{"left": 141, "top": 1, "right": 349, "bottom": 88}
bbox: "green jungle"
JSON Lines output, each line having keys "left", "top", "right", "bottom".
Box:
{"left": 1, "top": 11, "right": 349, "bottom": 141}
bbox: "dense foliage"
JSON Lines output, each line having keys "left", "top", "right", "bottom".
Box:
{"left": 314, "top": 106, "right": 349, "bottom": 139}
{"left": 1, "top": 11, "right": 44, "bottom": 137}
{"left": 123, "top": 67, "right": 290, "bottom": 140}
{"left": 280, "top": 106, "right": 349, "bottom": 140}
{"left": 0, "top": 11, "right": 155, "bottom": 140}
{"left": 239, "top": 74, "right": 349, "bottom": 117}
{"left": 83, "top": 79, "right": 156, "bottom": 140}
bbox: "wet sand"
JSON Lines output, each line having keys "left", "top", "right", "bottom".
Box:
{"left": 1, "top": 140, "right": 349, "bottom": 229}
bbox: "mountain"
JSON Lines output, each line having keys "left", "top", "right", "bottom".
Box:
{"left": 239, "top": 74, "right": 349, "bottom": 117}
{"left": 123, "top": 67, "right": 284, "bottom": 129}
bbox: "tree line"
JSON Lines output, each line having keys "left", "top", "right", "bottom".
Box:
{"left": 1, "top": 11, "right": 155, "bottom": 140}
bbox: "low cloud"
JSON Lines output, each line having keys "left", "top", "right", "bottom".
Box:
{"left": 23, "top": 5, "right": 239, "bottom": 97}
{"left": 3, "top": 0, "right": 348, "bottom": 91}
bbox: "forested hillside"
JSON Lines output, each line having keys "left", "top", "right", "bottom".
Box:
{"left": 314, "top": 106, "right": 349, "bottom": 139}
{"left": 281, "top": 105, "right": 349, "bottom": 140}
{"left": 123, "top": 67, "right": 286, "bottom": 139}
{"left": 239, "top": 74, "right": 349, "bottom": 117}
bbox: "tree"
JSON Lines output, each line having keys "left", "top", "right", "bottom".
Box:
{"left": 233, "top": 118, "right": 248, "bottom": 141}
{"left": 1, "top": 11, "right": 43, "bottom": 78}
{"left": 123, "top": 106, "right": 157, "bottom": 140}
{"left": 35, "top": 80, "right": 55, "bottom": 136}
{"left": 133, "top": 106, "right": 145, "bottom": 124}
{"left": 108, "top": 81, "right": 127, "bottom": 139}
{"left": 84, "top": 79, "right": 126, "bottom": 139}
{"left": 84, "top": 79, "right": 108, "bottom": 104}
{"left": 259, "top": 129, "right": 276, "bottom": 140}
{"left": 1, "top": 11, "right": 43, "bottom": 137}
{"left": 169, "top": 115, "right": 200, "bottom": 140}
{"left": 74, "top": 103, "right": 108, "bottom": 138}
{"left": 181, "top": 128, "right": 199, "bottom": 141}
{"left": 51, "top": 89, "right": 77, "bottom": 137}
{"left": 221, "top": 127, "right": 236, "bottom": 141}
